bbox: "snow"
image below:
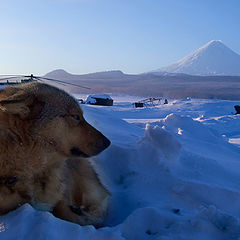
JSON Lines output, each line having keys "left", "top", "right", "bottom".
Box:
{"left": 152, "top": 40, "right": 240, "bottom": 76}
{"left": 229, "top": 135, "right": 240, "bottom": 147}
{"left": 1, "top": 97, "right": 240, "bottom": 239}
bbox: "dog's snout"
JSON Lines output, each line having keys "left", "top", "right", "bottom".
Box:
{"left": 94, "top": 135, "right": 111, "bottom": 154}
{"left": 101, "top": 137, "right": 111, "bottom": 150}
{"left": 70, "top": 147, "right": 89, "bottom": 158}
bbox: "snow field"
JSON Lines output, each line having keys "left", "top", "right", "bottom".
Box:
{"left": 1, "top": 97, "right": 240, "bottom": 239}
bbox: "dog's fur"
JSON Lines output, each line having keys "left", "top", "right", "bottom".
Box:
{"left": 53, "top": 158, "right": 109, "bottom": 226}
{"left": 0, "top": 82, "right": 110, "bottom": 226}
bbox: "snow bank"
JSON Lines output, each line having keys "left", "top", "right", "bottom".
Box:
{"left": 143, "top": 124, "right": 181, "bottom": 162}
{"left": 0, "top": 204, "right": 123, "bottom": 240}
{"left": 121, "top": 206, "right": 240, "bottom": 240}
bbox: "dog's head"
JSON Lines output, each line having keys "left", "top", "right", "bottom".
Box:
{"left": 0, "top": 82, "right": 110, "bottom": 158}
{"left": 0, "top": 82, "right": 110, "bottom": 214}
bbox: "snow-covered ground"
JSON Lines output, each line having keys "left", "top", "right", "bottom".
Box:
{"left": 1, "top": 96, "right": 240, "bottom": 240}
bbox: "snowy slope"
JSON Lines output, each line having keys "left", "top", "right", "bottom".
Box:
{"left": 153, "top": 40, "right": 240, "bottom": 76}
{"left": 1, "top": 97, "right": 240, "bottom": 240}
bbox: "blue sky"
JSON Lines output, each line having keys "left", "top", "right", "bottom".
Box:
{"left": 0, "top": 0, "right": 239, "bottom": 75}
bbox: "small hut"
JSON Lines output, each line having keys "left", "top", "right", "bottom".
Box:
{"left": 85, "top": 94, "right": 113, "bottom": 106}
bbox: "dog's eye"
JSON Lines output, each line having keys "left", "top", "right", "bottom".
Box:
{"left": 5, "top": 176, "right": 18, "bottom": 185}
{"left": 70, "top": 114, "right": 80, "bottom": 121}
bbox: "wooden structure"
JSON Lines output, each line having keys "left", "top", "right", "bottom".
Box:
{"left": 133, "top": 97, "right": 164, "bottom": 108}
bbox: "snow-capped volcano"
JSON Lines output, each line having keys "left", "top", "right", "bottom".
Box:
{"left": 153, "top": 40, "right": 240, "bottom": 76}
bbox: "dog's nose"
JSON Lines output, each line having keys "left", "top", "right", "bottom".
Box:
{"left": 70, "top": 147, "right": 89, "bottom": 158}
{"left": 98, "top": 136, "right": 111, "bottom": 152}
{"left": 103, "top": 137, "right": 111, "bottom": 149}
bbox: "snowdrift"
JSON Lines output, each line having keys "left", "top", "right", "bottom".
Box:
{"left": 1, "top": 98, "right": 240, "bottom": 240}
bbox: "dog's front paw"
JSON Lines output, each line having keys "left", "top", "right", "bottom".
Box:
{"left": 69, "top": 204, "right": 105, "bottom": 227}
{"left": 69, "top": 205, "right": 85, "bottom": 216}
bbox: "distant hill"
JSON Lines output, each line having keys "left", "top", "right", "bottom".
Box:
{"left": 45, "top": 69, "right": 72, "bottom": 79}
{"left": 44, "top": 69, "right": 240, "bottom": 100}
{"left": 151, "top": 40, "right": 240, "bottom": 76}
{"left": 45, "top": 69, "right": 127, "bottom": 80}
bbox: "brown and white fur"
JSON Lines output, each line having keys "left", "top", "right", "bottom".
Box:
{"left": 0, "top": 82, "right": 110, "bottom": 226}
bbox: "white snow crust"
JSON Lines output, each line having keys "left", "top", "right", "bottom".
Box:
{"left": 1, "top": 97, "right": 240, "bottom": 240}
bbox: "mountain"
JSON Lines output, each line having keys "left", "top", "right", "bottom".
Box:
{"left": 152, "top": 40, "right": 240, "bottom": 76}
{"left": 44, "top": 41, "right": 240, "bottom": 99}
{"left": 44, "top": 68, "right": 240, "bottom": 100}
{"left": 45, "top": 69, "right": 72, "bottom": 79}
{"left": 45, "top": 69, "right": 126, "bottom": 80}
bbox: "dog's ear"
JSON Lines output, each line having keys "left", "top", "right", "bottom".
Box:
{"left": 0, "top": 87, "right": 46, "bottom": 120}
{"left": 0, "top": 88, "right": 35, "bottom": 119}
{"left": 0, "top": 98, "right": 32, "bottom": 119}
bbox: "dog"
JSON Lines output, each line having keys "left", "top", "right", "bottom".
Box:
{"left": 0, "top": 82, "right": 110, "bottom": 226}
{"left": 53, "top": 157, "right": 109, "bottom": 226}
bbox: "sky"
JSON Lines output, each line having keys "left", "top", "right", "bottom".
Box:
{"left": 0, "top": 0, "right": 240, "bottom": 75}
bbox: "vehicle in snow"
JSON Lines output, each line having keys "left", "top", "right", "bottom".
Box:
{"left": 85, "top": 94, "right": 113, "bottom": 106}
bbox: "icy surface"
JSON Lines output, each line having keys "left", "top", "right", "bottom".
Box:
{"left": 153, "top": 40, "right": 240, "bottom": 76}
{"left": 1, "top": 97, "right": 240, "bottom": 239}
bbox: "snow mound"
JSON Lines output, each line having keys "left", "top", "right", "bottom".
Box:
{"left": 2, "top": 204, "right": 240, "bottom": 240}
{"left": 0, "top": 204, "right": 123, "bottom": 240}
{"left": 143, "top": 124, "right": 181, "bottom": 162}
{"left": 121, "top": 206, "right": 240, "bottom": 240}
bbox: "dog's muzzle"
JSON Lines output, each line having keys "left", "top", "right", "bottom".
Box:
{"left": 70, "top": 137, "right": 111, "bottom": 158}
{"left": 70, "top": 147, "right": 89, "bottom": 158}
